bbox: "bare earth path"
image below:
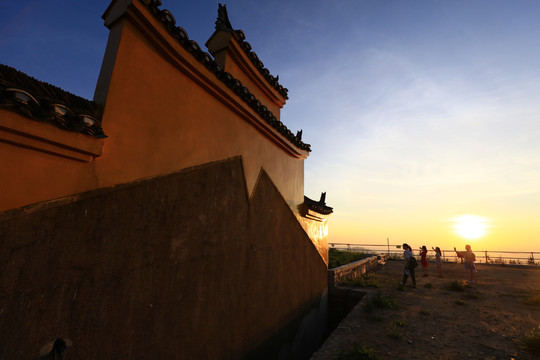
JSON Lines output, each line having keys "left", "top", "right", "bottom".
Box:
{"left": 311, "top": 260, "right": 540, "bottom": 360}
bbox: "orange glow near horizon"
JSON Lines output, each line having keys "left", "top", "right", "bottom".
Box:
{"left": 451, "top": 214, "right": 490, "bottom": 240}
{"left": 326, "top": 211, "right": 540, "bottom": 253}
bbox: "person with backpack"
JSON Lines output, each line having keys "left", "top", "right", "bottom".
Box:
{"left": 402, "top": 243, "right": 417, "bottom": 288}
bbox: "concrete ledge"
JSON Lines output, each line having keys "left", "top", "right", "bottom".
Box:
{"left": 328, "top": 255, "right": 389, "bottom": 287}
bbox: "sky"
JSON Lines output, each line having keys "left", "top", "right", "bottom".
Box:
{"left": 1, "top": 0, "right": 540, "bottom": 253}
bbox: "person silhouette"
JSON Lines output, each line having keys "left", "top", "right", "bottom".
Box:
{"left": 454, "top": 245, "right": 477, "bottom": 283}
{"left": 420, "top": 245, "right": 429, "bottom": 276}
{"left": 402, "top": 243, "right": 416, "bottom": 288}
{"left": 432, "top": 246, "right": 443, "bottom": 277}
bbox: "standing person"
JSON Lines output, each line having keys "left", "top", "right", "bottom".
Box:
{"left": 454, "top": 245, "right": 477, "bottom": 283}
{"left": 432, "top": 246, "right": 443, "bottom": 277}
{"left": 402, "top": 243, "right": 416, "bottom": 288}
{"left": 420, "top": 245, "right": 429, "bottom": 277}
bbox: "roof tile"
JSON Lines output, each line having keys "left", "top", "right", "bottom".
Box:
{"left": 0, "top": 64, "right": 107, "bottom": 139}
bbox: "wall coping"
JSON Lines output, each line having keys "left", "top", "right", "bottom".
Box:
{"left": 0, "top": 110, "right": 105, "bottom": 162}
{"left": 328, "top": 255, "right": 389, "bottom": 287}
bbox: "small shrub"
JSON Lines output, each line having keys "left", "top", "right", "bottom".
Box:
{"left": 363, "top": 291, "right": 399, "bottom": 312}
{"left": 455, "top": 299, "right": 466, "bottom": 306}
{"left": 392, "top": 313, "right": 407, "bottom": 327}
{"left": 342, "top": 273, "right": 379, "bottom": 288}
{"left": 524, "top": 293, "right": 540, "bottom": 306}
{"left": 329, "top": 248, "right": 371, "bottom": 269}
{"left": 491, "top": 256, "right": 506, "bottom": 264}
{"left": 337, "top": 344, "right": 379, "bottom": 360}
{"left": 521, "top": 326, "right": 540, "bottom": 356}
{"left": 387, "top": 323, "right": 402, "bottom": 340}
{"left": 446, "top": 281, "right": 468, "bottom": 292}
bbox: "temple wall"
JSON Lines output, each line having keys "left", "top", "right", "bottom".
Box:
{"left": 0, "top": 157, "right": 327, "bottom": 360}
{"left": 0, "top": 2, "right": 330, "bottom": 359}
{"left": 296, "top": 214, "right": 330, "bottom": 265}
{"left": 206, "top": 31, "right": 285, "bottom": 118}
{"left": 95, "top": 16, "right": 305, "bottom": 207}
{"left": 0, "top": 1, "right": 306, "bottom": 213}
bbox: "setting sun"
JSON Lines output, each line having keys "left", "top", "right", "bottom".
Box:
{"left": 452, "top": 215, "right": 489, "bottom": 240}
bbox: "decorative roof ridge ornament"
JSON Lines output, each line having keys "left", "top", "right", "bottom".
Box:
{"left": 210, "top": 3, "right": 288, "bottom": 99}
{"left": 215, "top": 4, "right": 233, "bottom": 32}
{"left": 319, "top": 192, "right": 326, "bottom": 205}
{"left": 303, "top": 193, "right": 333, "bottom": 215}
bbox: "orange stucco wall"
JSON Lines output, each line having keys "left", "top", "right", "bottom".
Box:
{"left": 0, "top": 1, "right": 305, "bottom": 213}
{"left": 296, "top": 213, "right": 330, "bottom": 265}
{"left": 0, "top": 110, "right": 102, "bottom": 208}
{"left": 95, "top": 15, "right": 305, "bottom": 206}
{"left": 206, "top": 30, "right": 285, "bottom": 118}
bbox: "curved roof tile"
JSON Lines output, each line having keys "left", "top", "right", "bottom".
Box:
{"left": 233, "top": 29, "right": 288, "bottom": 99}
{"left": 0, "top": 64, "right": 107, "bottom": 139}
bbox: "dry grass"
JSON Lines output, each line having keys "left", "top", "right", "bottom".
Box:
{"left": 311, "top": 261, "right": 540, "bottom": 360}
{"left": 524, "top": 292, "right": 540, "bottom": 306}
{"left": 521, "top": 326, "right": 540, "bottom": 356}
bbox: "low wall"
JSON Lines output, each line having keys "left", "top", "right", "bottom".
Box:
{"left": 328, "top": 255, "right": 388, "bottom": 287}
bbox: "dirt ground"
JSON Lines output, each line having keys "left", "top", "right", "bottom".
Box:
{"left": 311, "top": 260, "right": 540, "bottom": 360}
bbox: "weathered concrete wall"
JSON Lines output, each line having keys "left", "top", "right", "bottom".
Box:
{"left": 0, "top": 157, "right": 327, "bottom": 360}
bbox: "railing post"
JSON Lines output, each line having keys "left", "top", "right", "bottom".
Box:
{"left": 330, "top": 245, "right": 537, "bottom": 266}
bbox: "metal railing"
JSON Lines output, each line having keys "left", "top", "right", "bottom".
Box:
{"left": 329, "top": 243, "right": 540, "bottom": 266}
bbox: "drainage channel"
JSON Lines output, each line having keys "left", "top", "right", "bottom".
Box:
{"left": 326, "top": 286, "right": 367, "bottom": 336}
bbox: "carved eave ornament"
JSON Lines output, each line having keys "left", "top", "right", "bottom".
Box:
{"left": 301, "top": 192, "right": 333, "bottom": 222}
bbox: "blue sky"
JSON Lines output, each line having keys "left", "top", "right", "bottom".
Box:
{"left": 2, "top": 0, "right": 540, "bottom": 251}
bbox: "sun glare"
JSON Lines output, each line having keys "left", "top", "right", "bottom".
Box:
{"left": 452, "top": 214, "right": 489, "bottom": 240}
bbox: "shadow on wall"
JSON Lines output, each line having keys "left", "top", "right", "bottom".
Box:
{"left": 1, "top": 157, "right": 327, "bottom": 360}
